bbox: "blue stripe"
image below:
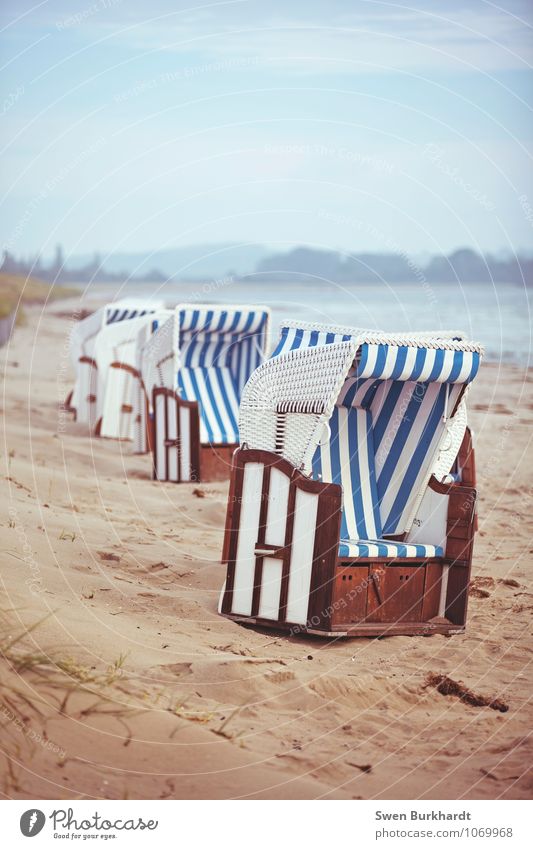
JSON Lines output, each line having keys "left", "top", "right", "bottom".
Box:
{"left": 271, "top": 327, "right": 289, "bottom": 357}
{"left": 375, "top": 344, "right": 388, "bottom": 376}
{"left": 390, "top": 346, "right": 408, "bottom": 379}
{"left": 427, "top": 348, "right": 445, "bottom": 382}
{"left": 381, "top": 384, "right": 447, "bottom": 534}
{"left": 410, "top": 348, "right": 428, "bottom": 381}
{"left": 447, "top": 350, "right": 464, "bottom": 383}
{"left": 291, "top": 328, "right": 304, "bottom": 350}
{"left": 311, "top": 443, "right": 322, "bottom": 479}
{"left": 372, "top": 381, "right": 405, "bottom": 452}
{"left": 357, "top": 344, "right": 369, "bottom": 375}
{"left": 376, "top": 385, "right": 429, "bottom": 500}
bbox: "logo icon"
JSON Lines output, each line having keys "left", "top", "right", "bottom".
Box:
{"left": 20, "top": 810, "right": 46, "bottom": 837}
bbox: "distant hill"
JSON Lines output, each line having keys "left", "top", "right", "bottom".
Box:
{"left": 254, "top": 247, "right": 533, "bottom": 285}
{"left": 67, "top": 243, "right": 271, "bottom": 280}
{"left": 2, "top": 244, "right": 531, "bottom": 285}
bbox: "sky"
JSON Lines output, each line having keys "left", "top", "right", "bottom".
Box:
{"left": 1, "top": 0, "right": 532, "bottom": 263}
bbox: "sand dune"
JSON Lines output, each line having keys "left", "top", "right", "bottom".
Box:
{"left": 1, "top": 303, "right": 531, "bottom": 800}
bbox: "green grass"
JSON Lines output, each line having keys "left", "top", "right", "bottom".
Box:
{"left": 0, "top": 273, "right": 79, "bottom": 322}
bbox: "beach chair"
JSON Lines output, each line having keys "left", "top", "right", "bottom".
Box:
{"left": 145, "top": 304, "right": 270, "bottom": 482}
{"left": 219, "top": 321, "right": 483, "bottom": 637}
{"left": 95, "top": 310, "right": 171, "bottom": 441}
{"left": 66, "top": 299, "right": 164, "bottom": 428}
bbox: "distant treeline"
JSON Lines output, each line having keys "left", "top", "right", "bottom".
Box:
{"left": 253, "top": 247, "right": 533, "bottom": 285}
{"left": 2, "top": 245, "right": 531, "bottom": 285}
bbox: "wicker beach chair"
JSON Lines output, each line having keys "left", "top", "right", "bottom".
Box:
{"left": 66, "top": 299, "right": 164, "bottom": 428}
{"left": 95, "top": 310, "right": 172, "bottom": 441}
{"left": 220, "top": 321, "right": 483, "bottom": 637}
{"left": 142, "top": 304, "right": 270, "bottom": 482}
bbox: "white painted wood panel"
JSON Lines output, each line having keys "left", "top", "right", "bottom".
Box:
{"left": 285, "top": 489, "right": 318, "bottom": 625}
{"left": 231, "top": 462, "right": 264, "bottom": 616}
{"left": 257, "top": 557, "right": 283, "bottom": 620}
{"left": 264, "top": 467, "right": 290, "bottom": 546}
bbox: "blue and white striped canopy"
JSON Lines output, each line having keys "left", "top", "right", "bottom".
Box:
{"left": 355, "top": 342, "right": 480, "bottom": 384}
{"left": 272, "top": 324, "right": 480, "bottom": 385}
{"left": 105, "top": 302, "right": 162, "bottom": 325}
{"left": 271, "top": 321, "right": 482, "bottom": 539}
{"left": 177, "top": 305, "right": 269, "bottom": 444}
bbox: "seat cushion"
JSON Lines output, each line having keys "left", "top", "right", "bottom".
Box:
{"left": 338, "top": 538, "right": 443, "bottom": 559}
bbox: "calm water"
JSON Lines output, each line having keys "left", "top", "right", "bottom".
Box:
{"left": 80, "top": 279, "right": 531, "bottom": 365}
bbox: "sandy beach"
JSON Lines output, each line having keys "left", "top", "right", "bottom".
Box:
{"left": 1, "top": 301, "right": 532, "bottom": 801}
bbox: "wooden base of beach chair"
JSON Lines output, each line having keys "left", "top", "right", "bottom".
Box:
{"left": 220, "top": 449, "right": 476, "bottom": 638}
{"left": 200, "top": 444, "right": 236, "bottom": 481}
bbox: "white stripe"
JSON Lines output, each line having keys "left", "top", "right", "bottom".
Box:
{"left": 360, "top": 343, "right": 379, "bottom": 377}
{"left": 337, "top": 408, "right": 358, "bottom": 540}
{"left": 379, "top": 383, "right": 439, "bottom": 523}
{"left": 394, "top": 383, "right": 462, "bottom": 531}
{"left": 285, "top": 489, "right": 319, "bottom": 624}
{"left": 231, "top": 462, "right": 264, "bottom": 616}
{"left": 155, "top": 394, "right": 166, "bottom": 480}
{"left": 194, "top": 370, "right": 223, "bottom": 443}
{"left": 416, "top": 348, "right": 437, "bottom": 381}
{"left": 382, "top": 346, "right": 399, "bottom": 379}
{"left": 258, "top": 558, "right": 283, "bottom": 621}
{"left": 399, "top": 345, "right": 419, "bottom": 380}
{"left": 320, "top": 437, "right": 332, "bottom": 483}
{"left": 357, "top": 409, "right": 379, "bottom": 539}
{"left": 210, "top": 369, "right": 236, "bottom": 442}
{"left": 167, "top": 397, "right": 179, "bottom": 482}
{"left": 180, "top": 370, "right": 208, "bottom": 442}
{"left": 179, "top": 406, "right": 191, "bottom": 481}
{"left": 439, "top": 349, "right": 456, "bottom": 382}
{"left": 264, "top": 467, "right": 290, "bottom": 546}
{"left": 374, "top": 383, "right": 416, "bottom": 477}
{"left": 456, "top": 352, "right": 473, "bottom": 383}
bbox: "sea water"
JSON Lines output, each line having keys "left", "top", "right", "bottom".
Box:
{"left": 80, "top": 279, "right": 531, "bottom": 366}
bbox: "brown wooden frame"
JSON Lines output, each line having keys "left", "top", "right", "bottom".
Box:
{"left": 220, "top": 448, "right": 477, "bottom": 638}
{"left": 152, "top": 387, "right": 201, "bottom": 482}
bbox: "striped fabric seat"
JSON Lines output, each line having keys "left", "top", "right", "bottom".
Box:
{"left": 339, "top": 375, "right": 462, "bottom": 534}
{"left": 338, "top": 539, "right": 443, "bottom": 558}
{"left": 178, "top": 366, "right": 240, "bottom": 444}
{"left": 178, "top": 306, "right": 269, "bottom": 445}
{"left": 302, "top": 329, "right": 478, "bottom": 554}
{"left": 312, "top": 406, "right": 382, "bottom": 540}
